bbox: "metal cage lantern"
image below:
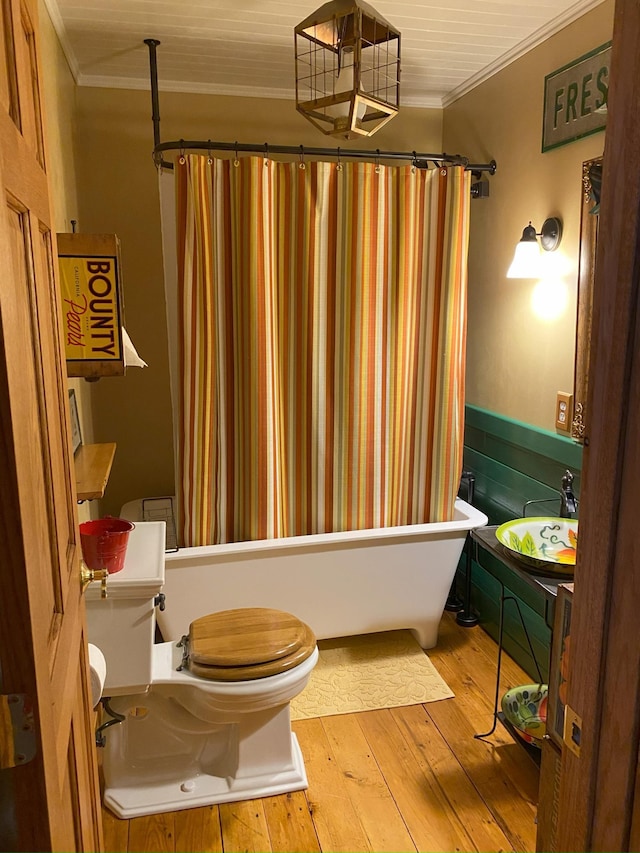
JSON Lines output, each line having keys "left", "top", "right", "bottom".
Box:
{"left": 294, "top": 0, "right": 401, "bottom": 139}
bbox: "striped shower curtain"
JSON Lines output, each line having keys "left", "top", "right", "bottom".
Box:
{"left": 175, "top": 155, "right": 470, "bottom": 547}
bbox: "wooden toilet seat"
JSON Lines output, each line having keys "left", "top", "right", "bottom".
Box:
{"left": 187, "top": 607, "right": 317, "bottom": 681}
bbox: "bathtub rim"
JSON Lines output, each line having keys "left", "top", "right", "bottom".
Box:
{"left": 164, "top": 498, "right": 487, "bottom": 562}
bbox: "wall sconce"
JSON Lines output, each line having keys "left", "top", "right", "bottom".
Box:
{"left": 507, "top": 217, "right": 563, "bottom": 278}
{"left": 294, "top": 0, "right": 401, "bottom": 140}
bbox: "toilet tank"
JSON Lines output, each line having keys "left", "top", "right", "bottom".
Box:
{"left": 85, "top": 521, "right": 165, "bottom": 696}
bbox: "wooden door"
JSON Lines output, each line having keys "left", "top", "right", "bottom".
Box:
{"left": 557, "top": 0, "right": 640, "bottom": 849}
{"left": 0, "top": 0, "right": 102, "bottom": 849}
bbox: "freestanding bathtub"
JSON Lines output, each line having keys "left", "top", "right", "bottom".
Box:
{"left": 122, "top": 498, "right": 487, "bottom": 649}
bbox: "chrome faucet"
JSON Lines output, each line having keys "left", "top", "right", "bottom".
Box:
{"left": 560, "top": 469, "right": 577, "bottom": 518}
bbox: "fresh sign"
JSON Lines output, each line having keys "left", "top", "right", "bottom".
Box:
{"left": 542, "top": 42, "right": 611, "bottom": 153}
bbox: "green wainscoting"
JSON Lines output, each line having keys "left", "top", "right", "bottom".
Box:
{"left": 453, "top": 405, "right": 582, "bottom": 682}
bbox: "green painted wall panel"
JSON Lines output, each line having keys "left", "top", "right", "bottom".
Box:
{"left": 454, "top": 405, "right": 582, "bottom": 679}
{"left": 465, "top": 425, "right": 577, "bottom": 496}
{"left": 464, "top": 448, "right": 562, "bottom": 522}
{"left": 465, "top": 405, "right": 583, "bottom": 470}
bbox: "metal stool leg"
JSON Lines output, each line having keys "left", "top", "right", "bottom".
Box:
{"left": 475, "top": 580, "right": 506, "bottom": 739}
{"left": 456, "top": 534, "right": 479, "bottom": 627}
{"left": 475, "top": 584, "right": 546, "bottom": 739}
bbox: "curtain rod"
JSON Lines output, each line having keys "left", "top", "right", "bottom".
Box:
{"left": 144, "top": 39, "right": 497, "bottom": 178}
{"left": 153, "top": 139, "right": 497, "bottom": 176}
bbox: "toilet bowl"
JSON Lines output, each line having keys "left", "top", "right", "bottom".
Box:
{"left": 85, "top": 522, "right": 318, "bottom": 819}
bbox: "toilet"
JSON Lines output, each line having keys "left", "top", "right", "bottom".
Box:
{"left": 84, "top": 521, "right": 318, "bottom": 819}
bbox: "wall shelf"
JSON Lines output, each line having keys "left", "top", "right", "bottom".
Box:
{"left": 75, "top": 443, "right": 116, "bottom": 501}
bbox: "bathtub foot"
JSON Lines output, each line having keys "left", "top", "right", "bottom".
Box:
{"left": 410, "top": 625, "right": 439, "bottom": 649}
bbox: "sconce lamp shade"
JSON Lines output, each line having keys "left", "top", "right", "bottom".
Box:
{"left": 507, "top": 217, "right": 563, "bottom": 278}
{"left": 507, "top": 222, "right": 541, "bottom": 278}
{"left": 294, "top": 0, "right": 401, "bottom": 140}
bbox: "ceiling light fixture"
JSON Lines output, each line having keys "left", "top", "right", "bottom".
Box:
{"left": 507, "top": 217, "right": 563, "bottom": 279}
{"left": 294, "top": 0, "right": 401, "bottom": 140}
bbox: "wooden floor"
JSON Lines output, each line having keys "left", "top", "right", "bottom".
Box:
{"left": 102, "top": 613, "right": 540, "bottom": 853}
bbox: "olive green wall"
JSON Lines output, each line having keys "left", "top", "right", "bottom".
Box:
{"left": 42, "top": 2, "right": 614, "bottom": 511}
{"left": 73, "top": 87, "right": 443, "bottom": 514}
{"left": 443, "top": 0, "right": 614, "bottom": 431}
{"left": 39, "top": 0, "right": 96, "bottom": 521}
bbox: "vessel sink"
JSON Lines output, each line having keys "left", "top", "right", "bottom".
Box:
{"left": 501, "top": 683, "right": 548, "bottom": 747}
{"left": 495, "top": 517, "right": 577, "bottom": 576}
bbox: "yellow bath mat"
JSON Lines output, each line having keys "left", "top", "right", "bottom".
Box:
{"left": 290, "top": 629, "right": 453, "bottom": 720}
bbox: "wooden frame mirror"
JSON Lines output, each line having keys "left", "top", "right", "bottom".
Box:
{"left": 572, "top": 156, "right": 603, "bottom": 442}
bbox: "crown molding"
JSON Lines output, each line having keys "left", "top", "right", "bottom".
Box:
{"left": 442, "top": 0, "right": 607, "bottom": 108}
{"left": 77, "top": 74, "right": 444, "bottom": 108}
{"left": 400, "top": 93, "right": 443, "bottom": 109}
{"left": 77, "top": 73, "right": 296, "bottom": 101}
{"left": 40, "top": 0, "right": 79, "bottom": 81}
{"left": 76, "top": 74, "right": 442, "bottom": 109}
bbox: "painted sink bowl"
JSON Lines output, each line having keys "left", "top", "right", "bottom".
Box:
{"left": 501, "top": 683, "right": 548, "bottom": 747}
{"left": 495, "top": 517, "right": 577, "bottom": 576}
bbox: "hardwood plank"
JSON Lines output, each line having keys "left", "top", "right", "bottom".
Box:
{"left": 174, "top": 805, "right": 223, "bottom": 852}
{"left": 321, "top": 714, "right": 417, "bottom": 852}
{"left": 424, "top": 655, "right": 537, "bottom": 853}
{"left": 128, "top": 812, "right": 175, "bottom": 852}
{"left": 433, "top": 617, "right": 542, "bottom": 704}
{"left": 293, "top": 717, "right": 373, "bottom": 852}
{"left": 101, "top": 805, "right": 129, "bottom": 853}
{"left": 392, "top": 704, "right": 513, "bottom": 853}
{"left": 357, "top": 708, "right": 478, "bottom": 852}
{"left": 429, "top": 643, "right": 540, "bottom": 787}
{"left": 263, "top": 791, "right": 321, "bottom": 852}
{"left": 219, "top": 799, "right": 272, "bottom": 852}
{"left": 433, "top": 617, "right": 540, "bottom": 794}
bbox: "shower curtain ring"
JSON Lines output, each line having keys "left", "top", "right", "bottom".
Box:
{"left": 299, "top": 145, "right": 306, "bottom": 170}
{"left": 336, "top": 147, "right": 343, "bottom": 172}
{"left": 264, "top": 142, "right": 269, "bottom": 167}
{"left": 412, "top": 151, "right": 418, "bottom": 174}
{"left": 179, "top": 140, "right": 186, "bottom": 164}
{"left": 375, "top": 149, "right": 381, "bottom": 174}
{"left": 207, "top": 139, "right": 213, "bottom": 165}
{"left": 234, "top": 141, "right": 240, "bottom": 167}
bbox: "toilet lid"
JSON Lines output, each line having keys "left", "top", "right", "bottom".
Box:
{"left": 189, "top": 607, "right": 311, "bottom": 667}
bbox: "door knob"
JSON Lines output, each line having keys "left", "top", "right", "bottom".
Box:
{"left": 80, "top": 562, "right": 108, "bottom": 599}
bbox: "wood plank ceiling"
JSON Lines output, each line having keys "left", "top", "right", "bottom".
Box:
{"left": 45, "top": 0, "right": 605, "bottom": 106}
